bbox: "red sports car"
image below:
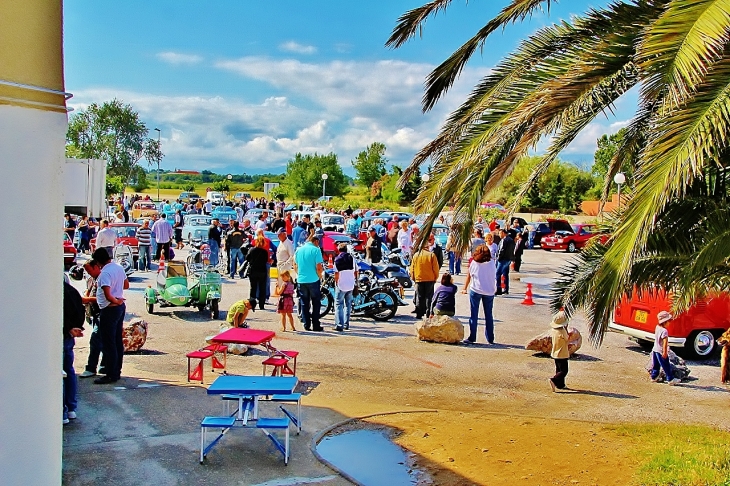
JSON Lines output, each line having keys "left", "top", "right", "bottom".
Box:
{"left": 541, "top": 223, "right": 608, "bottom": 253}
{"left": 63, "top": 233, "right": 77, "bottom": 270}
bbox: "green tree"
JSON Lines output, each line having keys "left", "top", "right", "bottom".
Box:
{"left": 283, "top": 152, "right": 347, "bottom": 199}
{"left": 212, "top": 179, "right": 230, "bottom": 193}
{"left": 352, "top": 142, "right": 388, "bottom": 188}
{"left": 106, "top": 175, "right": 125, "bottom": 197}
{"left": 591, "top": 128, "right": 634, "bottom": 197}
{"left": 130, "top": 167, "right": 150, "bottom": 192}
{"left": 66, "top": 99, "right": 163, "bottom": 187}
{"left": 389, "top": 0, "right": 730, "bottom": 343}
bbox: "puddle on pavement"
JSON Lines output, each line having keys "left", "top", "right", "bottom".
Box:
{"left": 317, "top": 428, "right": 424, "bottom": 485}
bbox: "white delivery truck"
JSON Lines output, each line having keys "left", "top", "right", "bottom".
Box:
{"left": 64, "top": 158, "right": 107, "bottom": 218}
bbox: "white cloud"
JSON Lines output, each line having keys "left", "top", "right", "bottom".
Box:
{"left": 156, "top": 52, "right": 203, "bottom": 65}
{"left": 279, "top": 41, "right": 317, "bottom": 55}
{"left": 563, "top": 119, "right": 631, "bottom": 155}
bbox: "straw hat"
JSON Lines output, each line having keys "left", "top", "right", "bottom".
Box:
{"left": 550, "top": 311, "right": 569, "bottom": 328}
{"left": 657, "top": 310, "right": 673, "bottom": 324}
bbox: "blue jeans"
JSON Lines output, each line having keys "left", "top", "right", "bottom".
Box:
{"left": 298, "top": 281, "right": 321, "bottom": 329}
{"left": 448, "top": 252, "right": 461, "bottom": 275}
{"left": 229, "top": 248, "right": 245, "bottom": 277}
{"left": 99, "top": 303, "right": 126, "bottom": 380}
{"left": 63, "top": 336, "right": 77, "bottom": 417}
{"left": 468, "top": 290, "right": 494, "bottom": 343}
{"left": 138, "top": 244, "right": 151, "bottom": 271}
{"left": 209, "top": 239, "right": 220, "bottom": 267}
{"left": 85, "top": 315, "right": 102, "bottom": 373}
{"left": 334, "top": 288, "right": 353, "bottom": 329}
{"left": 496, "top": 260, "right": 511, "bottom": 293}
{"left": 150, "top": 238, "right": 157, "bottom": 257}
{"left": 650, "top": 351, "right": 674, "bottom": 381}
{"left": 528, "top": 231, "right": 535, "bottom": 249}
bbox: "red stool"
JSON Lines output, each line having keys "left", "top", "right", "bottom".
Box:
{"left": 203, "top": 344, "right": 228, "bottom": 373}
{"left": 273, "top": 350, "right": 299, "bottom": 376}
{"left": 186, "top": 350, "right": 214, "bottom": 383}
{"left": 262, "top": 356, "right": 289, "bottom": 377}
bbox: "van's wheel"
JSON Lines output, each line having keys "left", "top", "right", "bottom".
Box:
{"left": 210, "top": 300, "right": 220, "bottom": 320}
{"left": 567, "top": 242, "right": 577, "bottom": 253}
{"left": 685, "top": 330, "right": 717, "bottom": 359}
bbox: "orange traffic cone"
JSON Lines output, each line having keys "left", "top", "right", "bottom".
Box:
{"left": 157, "top": 251, "right": 166, "bottom": 273}
{"left": 521, "top": 283, "right": 535, "bottom": 306}
{"left": 328, "top": 253, "right": 334, "bottom": 269}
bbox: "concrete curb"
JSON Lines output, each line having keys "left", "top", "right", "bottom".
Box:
{"left": 309, "top": 409, "right": 438, "bottom": 485}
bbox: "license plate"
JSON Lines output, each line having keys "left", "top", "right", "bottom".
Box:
{"left": 545, "top": 241, "right": 555, "bottom": 246}
{"left": 634, "top": 310, "right": 648, "bottom": 323}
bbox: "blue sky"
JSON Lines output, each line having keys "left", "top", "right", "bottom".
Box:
{"left": 64, "top": 0, "right": 634, "bottom": 175}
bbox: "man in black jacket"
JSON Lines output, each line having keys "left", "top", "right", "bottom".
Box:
{"left": 63, "top": 278, "right": 85, "bottom": 423}
{"left": 495, "top": 229, "right": 515, "bottom": 295}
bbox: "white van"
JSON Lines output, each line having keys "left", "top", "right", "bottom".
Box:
{"left": 206, "top": 191, "right": 225, "bottom": 206}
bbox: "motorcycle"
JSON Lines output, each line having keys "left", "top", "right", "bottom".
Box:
{"left": 318, "top": 269, "right": 401, "bottom": 321}
{"left": 356, "top": 249, "right": 412, "bottom": 293}
{"left": 114, "top": 243, "right": 135, "bottom": 276}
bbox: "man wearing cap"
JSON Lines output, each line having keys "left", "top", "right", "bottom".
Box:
{"left": 294, "top": 235, "right": 324, "bottom": 331}
{"left": 276, "top": 228, "right": 295, "bottom": 285}
{"left": 650, "top": 311, "right": 681, "bottom": 385}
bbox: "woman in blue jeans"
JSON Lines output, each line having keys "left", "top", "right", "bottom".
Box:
{"left": 461, "top": 244, "right": 497, "bottom": 344}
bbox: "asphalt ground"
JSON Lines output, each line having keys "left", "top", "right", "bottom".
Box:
{"left": 62, "top": 246, "right": 730, "bottom": 485}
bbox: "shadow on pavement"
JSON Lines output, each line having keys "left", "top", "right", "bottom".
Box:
{"left": 560, "top": 388, "right": 638, "bottom": 399}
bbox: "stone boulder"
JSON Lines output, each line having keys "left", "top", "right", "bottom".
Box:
{"left": 415, "top": 315, "right": 464, "bottom": 344}
{"left": 525, "top": 327, "right": 583, "bottom": 356}
{"left": 123, "top": 318, "right": 148, "bottom": 353}
{"left": 644, "top": 350, "right": 691, "bottom": 381}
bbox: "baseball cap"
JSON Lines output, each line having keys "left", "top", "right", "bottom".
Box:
{"left": 276, "top": 228, "right": 286, "bottom": 234}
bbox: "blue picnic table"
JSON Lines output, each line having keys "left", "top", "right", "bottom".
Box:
{"left": 200, "top": 375, "right": 298, "bottom": 464}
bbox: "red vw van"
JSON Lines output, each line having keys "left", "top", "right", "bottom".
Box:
{"left": 609, "top": 289, "right": 730, "bottom": 359}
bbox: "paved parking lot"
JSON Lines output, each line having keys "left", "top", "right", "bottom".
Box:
{"left": 62, "top": 246, "right": 730, "bottom": 485}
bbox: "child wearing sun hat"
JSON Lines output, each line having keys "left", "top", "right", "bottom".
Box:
{"left": 549, "top": 310, "right": 570, "bottom": 392}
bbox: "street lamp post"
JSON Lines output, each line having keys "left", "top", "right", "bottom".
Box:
{"left": 154, "top": 128, "right": 161, "bottom": 202}
{"left": 227, "top": 174, "right": 233, "bottom": 201}
{"left": 614, "top": 172, "right": 626, "bottom": 212}
{"left": 321, "top": 173, "right": 328, "bottom": 199}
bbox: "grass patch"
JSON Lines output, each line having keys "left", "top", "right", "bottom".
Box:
{"left": 611, "top": 423, "right": 730, "bottom": 485}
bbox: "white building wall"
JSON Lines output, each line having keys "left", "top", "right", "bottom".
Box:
{"left": 0, "top": 104, "right": 67, "bottom": 484}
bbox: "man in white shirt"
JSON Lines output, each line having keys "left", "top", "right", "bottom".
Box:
{"left": 255, "top": 212, "right": 269, "bottom": 231}
{"left": 151, "top": 213, "right": 173, "bottom": 261}
{"left": 333, "top": 243, "right": 357, "bottom": 332}
{"left": 91, "top": 248, "right": 129, "bottom": 384}
{"left": 204, "top": 199, "right": 213, "bottom": 215}
{"left": 95, "top": 220, "right": 119, "bottom": 258}
{"left": 275, "top": 228, "right": 295, "bottom": 284}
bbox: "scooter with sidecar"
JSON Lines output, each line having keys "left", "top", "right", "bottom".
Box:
{"left": 144, "top": 260, "right": 222, "bottom": 319}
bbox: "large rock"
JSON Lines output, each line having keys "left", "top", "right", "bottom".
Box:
{"left": 644, "top": 350, "right": 691, "bottom": 381}
{"left": 415, "top": 315, "right": 464, "bottom": 344}
{"left": 123, "top": 318, "right": 148, "bottom": 353}
{"left": 525, "top": 327, "right": 583, "bottom": 356}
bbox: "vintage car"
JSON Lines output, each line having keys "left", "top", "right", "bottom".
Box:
{"left": 90, "top": 222, "right": 141, "bottom": 261}
{"left": 63, "top": 233, "right": 77, "bottom": 270}
{"left": 233, "top": 192, "right": 251, "bottom": 202}
{"left": 431, "top": 224, "right": 449, "bottom": 247}
{"left": 130, "top": 201, "right": 159, "bottom": 219}
{"left": 354, "top": 215, "right": 410, "bottom": 251}
{"left": 610, "top": 289, "right": 730, "bottom": 359}
{"left": 244, "top": 208, "right": 274, "bottom": 226}
{"left": 182, "top": 214, "right": 213, "bottom": 244}
{"left": 178, "top": 192, "right": 201, "bottom": 204}
{"left": 320, "top": 213, "right": 345, "bottom": 232}
{"left": 145, "top": 260, "right": 222, "bottom": 319}
{"left": 541, "top": 223, "right": 609, "bottom": 253}
{"left": 530, "top": 219, "right": 573, "bottom": 247}
{"left": 210, "top": 206, "right": 238, "bottom": 228}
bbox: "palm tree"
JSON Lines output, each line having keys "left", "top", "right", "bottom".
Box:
{"left": 388, "top": 0, "right": 730, "bottom": 343}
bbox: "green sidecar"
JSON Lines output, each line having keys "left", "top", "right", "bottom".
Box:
{"left": 145, "top": 261, "right": 223, "bottom": 319}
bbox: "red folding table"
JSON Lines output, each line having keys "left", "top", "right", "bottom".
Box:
{"left": 210, "top": 328, "right": 278, "bottom": 354}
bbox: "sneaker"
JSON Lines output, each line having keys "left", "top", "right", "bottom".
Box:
{"left": 650, "top": 376, "right": 662, "bottom": 383}
{"left": 344, "top": 324, "right": 349, "bottom": 330}
{"left": 335, "top": 326, "right": 343, "bottom": 332}
{"left": 93, "top": 376, "right": 118, "bottom": 384}
{"left": 549, "top": 379, "right": 557, "bottom": 392}
{"left": 461, "top": 339, "right": 474, "bottom": 345}
{"left": 668, "top": 378, "right": 681, "bottom": 386}
{"left": 79, "top": 370, "right": 96, "bottom": 378}
{"left": 67, "top": 411, "right": 77, "bottom": 420}
{"left": 63, "top": 417, "right": 70, "bottom": 425}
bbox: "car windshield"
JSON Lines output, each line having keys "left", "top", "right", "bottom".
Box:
{"left": 113, "top": 226, "right": 138, "bottom": 238}
{"left": 433, "top": 227, "right": 448, "bottom": 235}
{"left": 188, "top": 217, "right": 211, "bottom": 226}
{"left": 137, "top": 203, "right": 156, "bottom": 209}
{"left": 63, "top": 233, "right": 71, "bottom": 242}
{"left": 216, "top": 214, "right": 234, "bottom": 221}
{"left": 323, "top": 216, "right": 344, "bottom": 224}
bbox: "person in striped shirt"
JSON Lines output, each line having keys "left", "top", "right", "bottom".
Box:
{"left": 136, "top": 219, "right": 153, "bottom": 271}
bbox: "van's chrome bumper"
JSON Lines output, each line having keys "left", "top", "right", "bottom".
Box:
{"left": 609, "top": 323, "right": 686, "bottom": 346}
